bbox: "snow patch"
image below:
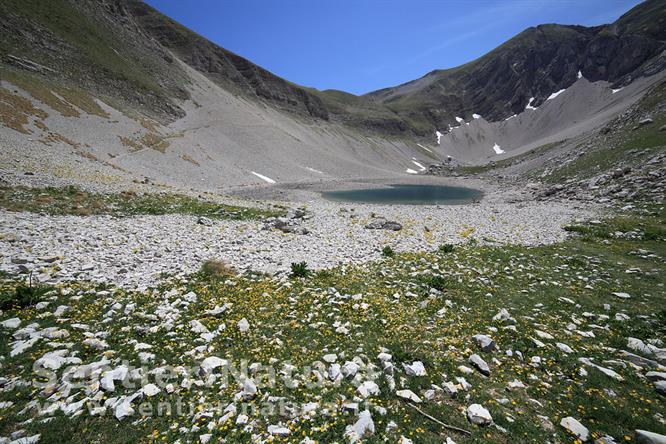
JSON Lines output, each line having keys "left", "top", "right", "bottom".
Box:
{"left": 416, "top": 143, "right": 433, "bottom": 153}
{"left": 492, "top": 143, "right": 505, "bottom": 155}
{"left": 547, "top": 89, "right": 566, "bottom": 101}
{"left": 305, "top": 167, "right": 323, "bottom": 174}
{"left": 411, "top": 160, "right": 426, "bottom": 171}
{"left": 611, "top": 88, "right": 623, "bottom": 94}
{"left": 406, "top": 169, "right": 418, "bottom": 174}
{"left": 525, "top": 97, "right": 537, "bottom": 111}
{"left": 472, "top": 113, "right": 481, "bottom": 119}
{"left": 505, "top": 114, "right": 517, "bottom": 121}
{"left": 455, "top": 116, "right": 464, "bottom": 124}
{"left": 251, "top": 172, "right": 276, "bottom": 184}
{"left": 435, "top": 130, "right": 443, "bottom": 145}
{"left": 577, "top": 70, "right": 583, "bottom": 79}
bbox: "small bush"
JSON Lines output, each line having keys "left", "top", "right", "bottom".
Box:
{"left": 563, "top": 225, "right": 590, "bottom": 234}
{"left": 0, "top": 278, "right": 50, "bottom": 311}
{"left": 290, "top": 261, "right": 311, "bottom": 278}
{"left": 417, "top": 274, "right": 450, "bottom": 292}
{"left": 200, "top": 259, "right": 235, "bottom": 280}
{"left": 314, "top": 269, "right": 334, "bottom": 280}
{"left": 438, "top": 243, "right": 455, "bottom": 253}
{"left": 382, "top": 246, "right": 395, "bottom": 257}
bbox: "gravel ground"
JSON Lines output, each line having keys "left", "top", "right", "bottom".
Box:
{"left": 0, "top": 182, "right": 597, "bottom": 288}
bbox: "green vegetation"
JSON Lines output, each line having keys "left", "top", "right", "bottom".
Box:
{"left": 290, "top": 261, "right": 311, "bottom": 278}
{"left": 0, "top": 275, "right": 51, "bottom": 311}
{"left": 0, "top": 205, "right": 663, "bottom": 442}
{"left": 438, "top": 243, "right": 455, "bottom": 253}
{"left": 0, "top": 186, "right": 281, "bottom": 220}
{"left": 0, "top": 0, "right": 163, "bottom": 97}
{"left": 381, "top": 246, "right": 395, "bottom": 258}
{"left": 564, "top": 214, "right": 666, "bottom": 242}
{"left": 0, "top": 69, "right": 109, "bottom": 120}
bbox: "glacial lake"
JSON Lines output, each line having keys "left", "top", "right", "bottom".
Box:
{"left": 321, "top": 184, "right": 483, "bottom": 205}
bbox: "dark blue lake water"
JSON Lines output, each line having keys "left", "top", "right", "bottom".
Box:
{"left": 321, "top": 184, "right": 483, "bottom": 205}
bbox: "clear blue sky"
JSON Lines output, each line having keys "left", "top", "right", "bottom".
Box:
{"left": 145, "top": 0, "right": 643, "bottom": 95}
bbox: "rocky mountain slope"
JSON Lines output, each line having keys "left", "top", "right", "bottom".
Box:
{"left": 0, "top": 0, "right": 664, "bottom": 189}
{"left": 363, "top": 0, "right": 666, "bottom": 134}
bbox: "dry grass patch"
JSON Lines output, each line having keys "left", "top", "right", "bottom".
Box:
{"left": 118, "top": 135, "right": 143, "bottom": 151}
{"left": 139, "top": 132, "right": 170, "bottom": 153}
{"left": 9, "top": 76, "right": 80, "bottom": 118}
{"left": 2, "top": 70, "right": 109, "bottom": 119}
{"left": 57, "top": 88, "right": 110, "bottom": 118}
{"left": 138, "top": 116, "right": 160, "bottom": 132}
{"left": 0, "top": 87, "right": 48, "bottom": 134}
{"left": 38, "top": 132, "right": 80, "bottom": 148}
{"left": 76, "top": 150, "right": 98, "bottom": 161}
{"left": 181, "top": 153, "right": 200, "bottom": 166}
{"left": 200, "top": 259, "right": 236, "bottom": 280}
{"left": 34, "top": 119, "right": 49, "bottom": 131}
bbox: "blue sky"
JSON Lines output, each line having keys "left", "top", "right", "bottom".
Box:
{"left": 145, "top": 0, "right": 643, "bottom": 95}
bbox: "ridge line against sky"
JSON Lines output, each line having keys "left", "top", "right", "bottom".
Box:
{"left": 145, "top": 0, "right": 644, "bottom": 95}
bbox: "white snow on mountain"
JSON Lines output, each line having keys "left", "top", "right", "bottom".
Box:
{"left": 411, "top": 160, "right": 426, "bottom": 171}
{"left": 417, "top": 143, "right": 433, "bottom": 153}
{"left": 251, "top": 172, "right": 276, "bottom": 184}
{"left": 547, "top": 89, "right": 566, "bottom": 101}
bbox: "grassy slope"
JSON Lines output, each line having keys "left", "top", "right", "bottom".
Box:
{"left": 0, "top": 0, "right": 189, "bottom": 123}
{"left": 0, "top": 205, "right": 663, "bottom": 443}
{"left": 0, "top": 0, "right": 162, "bottom": 96}
{"left": 0, "top": 186, "right": 282, "bottom": 220}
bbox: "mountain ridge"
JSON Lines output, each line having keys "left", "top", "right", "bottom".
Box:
{"left": 0, "top": 0, "right": 664, "bottom": 191}
{"left": 362, "top": 4, "right": 666, "bottom": 134}
{"left": 2, "top": 0, "right": 664, "bottom": 138}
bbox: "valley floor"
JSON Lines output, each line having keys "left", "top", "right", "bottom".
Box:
{"left": 0, "top": 177, "right": 595, "bottom": 289}
{"left": 0, "top": 175, "right": 665, "bottom": 444}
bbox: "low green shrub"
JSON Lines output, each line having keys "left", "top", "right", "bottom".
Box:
{"left": 438, "top": 243, "right": 455, "bottom": 253}
{"left": 290, "top": 261, "right": 311, "bottom": 278}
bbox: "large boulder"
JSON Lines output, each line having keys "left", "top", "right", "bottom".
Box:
{"left": 560, "top": 416, "right": 589, "bottom": 441}
{"left": 466, "top": 404, "right": 492, "bottom": 426}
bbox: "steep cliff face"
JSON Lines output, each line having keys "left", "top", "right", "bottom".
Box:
{"left": 0, "top": 0, "right": 329, "bottom": 123}
{"left": 122, "top": 0, "right": 330, "bottom": 121}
